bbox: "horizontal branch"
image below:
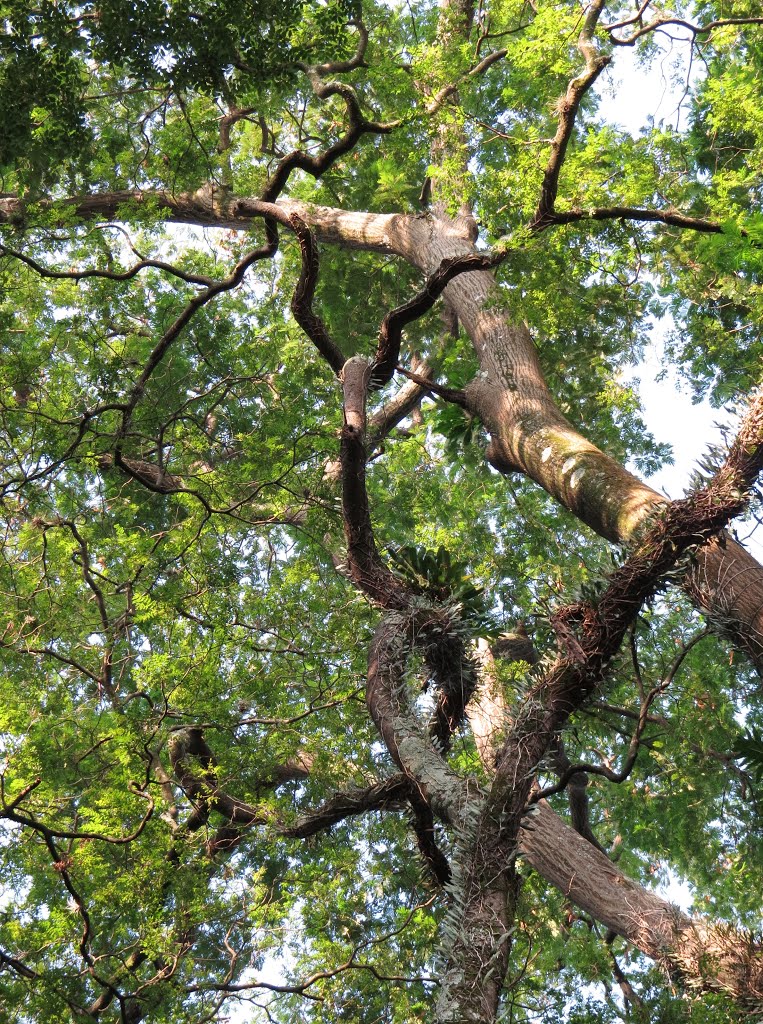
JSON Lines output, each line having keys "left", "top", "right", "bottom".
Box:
{"left": 533, "top": 204, "right": 736, "bottom": 236}
{"left": 0, "top": 242, "right": 216, "bottom": 286}
{"left": 282, "top": 776, "right": 410, "bottom": 838}
{"left": 608, "top": 13, "right": 763, "bottom": 45}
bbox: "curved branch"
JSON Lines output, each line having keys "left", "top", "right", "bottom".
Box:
{"left": 289, "top": 214, "right": 346, "bottom": 375}
{"left": 119, "top": 228, "right": 278, "bottom": 427}
{"left": 609, "top": 13, "right": 763, "bottom": 46}
{"left": 532, "top": 0, "right": 611, "bottom": 226}
{"left": 261, "top": 57, "right": 399, "bottom": 202}
{"left": 372, "top": 251, "right": 500, "bottom": 388}
{"left": 305, "top": 20, "right": 370, "bottom": 76}
{"left": 491, "top": 383, "right": 763, "bottom": 823}
{"left": 340, "top": 355, "right": 414, "bottom": 606}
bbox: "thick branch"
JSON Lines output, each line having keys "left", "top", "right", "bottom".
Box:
{"left": 367, "top": 614, "right": 473, "bottom": 828}
{"left": 520, "top": 801, "right": 763, "bottom": 1010}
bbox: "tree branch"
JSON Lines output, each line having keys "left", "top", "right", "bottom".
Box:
{"left": 531, "top": 204, "right": 737, "bottom": 237}
{"left": 373, "top": 251, "right": 500, "bottom": 388}
{"left": 520, "top": 801, "right": 763, "bottom": 1008}
{"left": 532, "top": 0, "right": 610, "bottom": 227}
{"left": 608, "top": 13, "right": 763, "bottom": 46}
{"left": 261, "top": 57, "right": 399, "bottom": 202}
{"left": 289, "top": 213, "right": 346, "bottom": 375}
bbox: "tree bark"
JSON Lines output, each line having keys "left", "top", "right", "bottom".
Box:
{"left": 4, "top": 188, "right": 759, "bottom": 669}
{"left": 521, "top": 801, "right": 763, "bottom": 1012}
{"left": 469, "top": 644, "right": 763, "bottom": 1011}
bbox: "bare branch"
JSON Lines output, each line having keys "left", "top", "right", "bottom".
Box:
{"left": 608, "top": 13, "right": 763, "bottom": 46}
{"left": 532, "top": 203, "right": 736, "bottom": 237}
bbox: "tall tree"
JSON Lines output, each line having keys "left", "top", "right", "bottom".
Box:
{"left": 0, "top": 1, "right": 763, "bottom": 1021}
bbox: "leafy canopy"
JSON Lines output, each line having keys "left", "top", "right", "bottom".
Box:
{"left": 0, "top": 0, "right": 762, "bottom": 1022}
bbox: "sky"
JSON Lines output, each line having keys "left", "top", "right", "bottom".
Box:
{"left": 597, "top": 39, "right": 763, "bottom": 560}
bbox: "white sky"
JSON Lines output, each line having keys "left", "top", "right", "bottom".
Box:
{"left": 597, "top": 42, "right": 762, "bottom": 560}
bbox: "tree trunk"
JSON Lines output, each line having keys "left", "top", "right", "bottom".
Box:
{"left": 468, "top": 650, "right": 763, "bottom": 1011}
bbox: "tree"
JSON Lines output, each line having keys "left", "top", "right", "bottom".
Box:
{"left": 0, "top": 0, "right": 763, "bottom": 1020}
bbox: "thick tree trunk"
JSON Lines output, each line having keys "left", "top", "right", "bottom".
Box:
{"left": 434, "top": 836, "right": 519, "bottom": 1024}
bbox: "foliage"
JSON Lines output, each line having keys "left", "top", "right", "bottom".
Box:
{"left": 0, "top": 1, "right": 762, "bottom": 1022}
